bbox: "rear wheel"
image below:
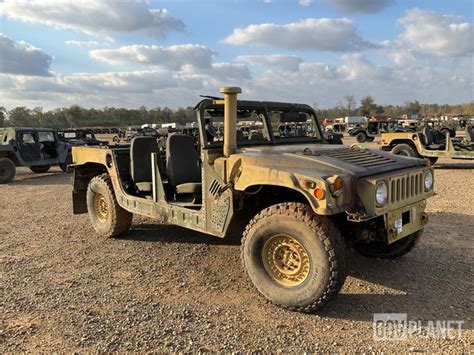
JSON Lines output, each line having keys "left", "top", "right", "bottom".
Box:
{"left": 60, "top": 153, "right": 73, "bottom": 172}
{"left": 353, "top": 230, "right": 422, "bottom": 259}
{"left": 356, "top": 132, "right": 367, "bottom": 143}
{"left": 241, "top": 202, "right": 346, "bottom": 312}
{"left": 0, "top": 158, "right": 16, "bottom": 184}
{"left": 87, "top": 173, "right": 133, "bottom": 238}
{"left": 391, "top": 143, "right": 418, "bottom": 158}
{"left": 29, "top": 165, "right": 51, "bottom": 173}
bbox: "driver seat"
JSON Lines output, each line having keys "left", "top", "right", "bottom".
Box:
{"left": 166, "top": 134, "right": 202, "bottom": 195}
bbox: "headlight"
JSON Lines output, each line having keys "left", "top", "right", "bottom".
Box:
{"left": 376, "top": 181, "right": 388, "bottom": 205}
{"left": 424, "top": 171, "right": 433, "bottom": 190}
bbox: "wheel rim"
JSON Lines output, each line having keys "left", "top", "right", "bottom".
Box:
{"left": 94, "top": 193, "right": 108, "bottom": 222}
{"left": 262, "top": 235, "right": 310, "bottom": 287}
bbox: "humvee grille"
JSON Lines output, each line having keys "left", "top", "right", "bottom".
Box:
{"left": 325, "top": 148, "right": 397, "bottom": 168}
{"left": 390, "top": 172, "right": 424, "bottom": 204}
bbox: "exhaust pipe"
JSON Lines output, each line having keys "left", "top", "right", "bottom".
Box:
{"left": 220, "top": 86, "right": 241, "bottom": 157}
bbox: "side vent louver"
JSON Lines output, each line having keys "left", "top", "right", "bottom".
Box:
{"left": 209, "top": 179, "right": 222, "bottom": 197}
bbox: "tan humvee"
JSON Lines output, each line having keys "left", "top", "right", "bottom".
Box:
{"left": 71, "top": 87, "right": 434, "bottom": 312}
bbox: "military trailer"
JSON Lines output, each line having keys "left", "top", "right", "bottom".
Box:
{"left": 380, "top": 124, "right": 474, "bottom": 165}
{"left": 71, "top": 87, "right": 435, "bottom": 312}
{"left": 0, "top": 127, "right": 71, "bottom": 184}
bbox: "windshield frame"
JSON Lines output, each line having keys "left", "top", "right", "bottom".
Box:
{"left": 196, "top": 99, "right": 325, "bottom": 149}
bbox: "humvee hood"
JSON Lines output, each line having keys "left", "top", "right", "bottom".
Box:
{"left": 238, "top": 144, "right": 425, "bottom": 178}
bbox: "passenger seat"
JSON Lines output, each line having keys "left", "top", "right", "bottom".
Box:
{"left": 130, "top": 136, "right": 160, "bottom": 193}
{"left": 166, "top": 134, "right": 202, "bottom": 195}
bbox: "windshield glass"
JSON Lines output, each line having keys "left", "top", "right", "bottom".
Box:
{"left": 202, "top": 105, "right": 322, "bottom": 147}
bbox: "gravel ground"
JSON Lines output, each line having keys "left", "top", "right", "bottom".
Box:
{"left": 1, "top": 136, "right": 473, "bottom": 352}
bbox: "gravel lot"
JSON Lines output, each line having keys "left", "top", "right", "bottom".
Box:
{"left": 1, "top": 136, "right": 473, "bottom": 352}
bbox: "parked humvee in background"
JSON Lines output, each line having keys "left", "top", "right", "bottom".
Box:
{"left": 380, "top": 123, "right": 474, "bottom": 165}
{"left": 0, "top": 127, "right": 71, "bottom": 183}
{"left": 71, "top": 87, "right": 434, "bottom": 312}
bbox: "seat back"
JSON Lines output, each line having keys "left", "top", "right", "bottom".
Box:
{"left": 130, "top": 136, "right": 159, "bottom": 184}
{"left": 422, "top": 126, "right": 435, "bottom": 145}
{"left": 466, "top": 124, "right": 474, "bottom": 143}
{"left": 166, "top": 134, "right": 201, "bottom": 188}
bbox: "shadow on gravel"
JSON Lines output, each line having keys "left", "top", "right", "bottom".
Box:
{"left": 318, "top": 213, "right": 473, "bottom": 328}
{"left": 11, "top": 172, "right": 70, "bottom": 186}
{"left": 121, "top": 223, "right": 242, "bottom": 246}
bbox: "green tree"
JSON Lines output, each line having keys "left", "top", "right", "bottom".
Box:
{"left": 358, "top": 96, "right": 377, "bottom": 116}
{"left": 8, "top": 107, "right": 33, "bottom": 127}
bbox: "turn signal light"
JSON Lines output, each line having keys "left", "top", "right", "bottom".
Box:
{"left": 314, "top": 188, "right": 325, "bottom": 200}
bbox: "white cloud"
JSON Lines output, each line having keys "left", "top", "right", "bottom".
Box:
{"left": 0, "top": 33, "right": 52, "bottom": 76}
{"left": 236, "top": 55, "right": 303, "bottom": 72}
{"left": 326, "top": 0, "right": 395, "bottom": 14}
{"left": 0, "top": 0, "right": 184, "bottom": 39}
{"left": 299, "top": 0, "right": 313, "bottom": 6}
{"left": 397, "top": 8, "right": 474, "bottom": 57}
{"left": 222, "top": 18, "right": 372, "bottom": 51}
{"left": 90, "top": 44, "right": 215, "bottom": 70}
{"left": 65, "top": 40, "right": 100, "bottom": 47}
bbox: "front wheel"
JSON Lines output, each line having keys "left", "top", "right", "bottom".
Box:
{"left": 356, "top": 132, "right": 367, "bottom": 143}
{"left": 0, "top": 158, "right": 16, "bottom": 184}
{"left": 241, "top": 203, "right": 346, "bottom": 312}
{"left": 353, "top": 230, "right": 422, "bottom": 259}
{"left": 87, "top": 174, "right": 133, "bottom": 238}
{"left": 30, "top": 165, "right": 51, "bottom": 173}
{"left": 391, "top": 143, "right": 418, "bottom": 158}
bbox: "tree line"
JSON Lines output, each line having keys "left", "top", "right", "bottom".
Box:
{"left": 1, "top": 97, "right": 473, "bottom": 129}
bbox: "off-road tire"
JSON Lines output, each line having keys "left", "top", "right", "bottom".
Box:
{"left": 353, "top": 230, "right": 422, "bottom": 259}
{"left": 356, "top": 132, "right": 367, "bottom": 143}
{"left": 391, "top": 143, "right": 418, "bottom": 158}
{"left": 86, "top": 173, "right": 132, "bottom": 238}
{"left": 241, "top": 202, "right": 346, "bottom": 312}
{"left": 29, "top": 165, "right": 51, "bottom": 173}
{"left": 0, "top": 158, "right": 16, "bottom": 184}
{"left": 367, "top": 137, "right": 375, "bottom": 142}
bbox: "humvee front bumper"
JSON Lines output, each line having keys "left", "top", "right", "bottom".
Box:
{"left": 384, "top": 200, "right": 428, "bottom": 243}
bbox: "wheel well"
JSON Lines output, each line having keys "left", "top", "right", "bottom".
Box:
{"left": 0, "top": 151, "right": 20, "bottom": 165}
{"left": 389, "top": 139, "right": 417, "bottom": 150}
{"left": 227, "top": 184, "right": 312, "bottom": 239}
{"left": 72, "top": 163, "right": 108, "bottom": 214}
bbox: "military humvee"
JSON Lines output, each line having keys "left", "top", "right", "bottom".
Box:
{"left": 0, "top": 127, "right": 71, "bottom": 184}
{"left": 350, "top": 119, "right": 408, "bottom": 143}
{"left": 71, "top": 87, "right": 434, "bottom": 312}
{"left": 380, "top": 124, "right": 474, "bottom": 165}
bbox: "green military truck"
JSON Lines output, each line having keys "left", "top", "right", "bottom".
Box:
{"left": 380, "top": 124, "right": 474, "bottom": 165}
{"left": 71, "top": 87, "right": 435, "bottom": 312}
{"left": 0, "top": 127, "right": 71, "bottom": 183}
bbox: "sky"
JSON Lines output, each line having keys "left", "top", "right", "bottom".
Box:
{"left": 0, "top": 0, "right": 473, "bottom": 110}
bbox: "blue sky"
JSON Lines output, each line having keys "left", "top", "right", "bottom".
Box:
{"left": 0, "top": 0, "right": 472, "bottom": 109}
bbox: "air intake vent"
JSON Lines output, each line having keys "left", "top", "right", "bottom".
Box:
{"left": 325, "top": 148, "right": 398, "bottom": 168}
{"left": 209, "top": 179, "right": 222, "bottom": 197}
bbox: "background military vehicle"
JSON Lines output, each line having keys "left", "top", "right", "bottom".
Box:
{"left": 58, "top": 128, "right": 107, "bottom": 147}
{"left": 71, "top": 87, "right": 434, "bottom": 312}
{"left": 380, "top": 124, "right": 474, "bottom": 165}
{"left": 349, "top": 118, "right": 408, "bottom": 143}
{"left": 0, "top": 127, "right": 71, "bottom": 183}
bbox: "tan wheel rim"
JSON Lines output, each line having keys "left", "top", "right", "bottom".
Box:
{"left": 262, "top": 235, "right": 310, "bottom": 287}
{"left": 94, "top": 193, "right": 108, "bottom": 222}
